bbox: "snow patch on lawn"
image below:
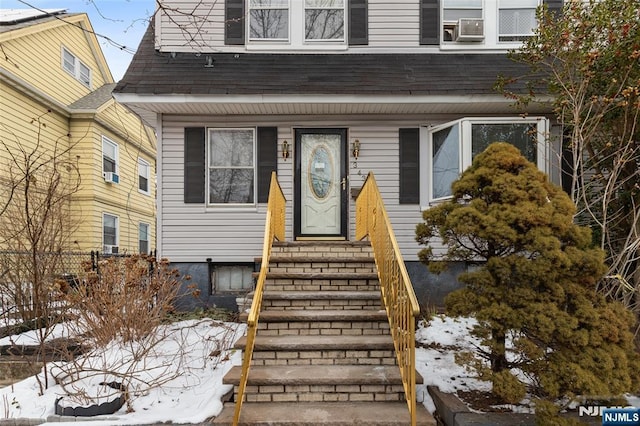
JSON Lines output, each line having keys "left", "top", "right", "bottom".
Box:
{"left": 415, "top": 315, "right": 490, "bottom": 412}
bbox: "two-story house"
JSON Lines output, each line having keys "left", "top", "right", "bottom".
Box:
{"left": 115, "top": 0, "right": 563, "bottom": 310}
{"left": 0, "top": 9, "right": 156, "bottom": 255}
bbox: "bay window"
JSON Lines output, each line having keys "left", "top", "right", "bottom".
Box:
{"left": 422, "top": 117, "right": 549, "bottom": 204}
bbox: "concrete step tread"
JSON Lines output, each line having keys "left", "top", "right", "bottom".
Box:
{"left": 258, "top": 256, "right": 376, "bottom": 263}
{"left": 273, "top": 241, "right": 372, "bottom": 248}
{"left": 241, "top": 309, "right": 388, "bottom": 322}
{"left": 212, "top": 402, "right": 436, "bottom": 425}
{"left": 264, "top": 272, "right": 379, "bottom": 280}
{"left": 234, "top": 334, "right": 394, "bottom": 350}
{"left": 257, "top": 290, "right": 381, "bottom": 300}
{"left": 224, "top": 365, "right": 418, "bottom": 385}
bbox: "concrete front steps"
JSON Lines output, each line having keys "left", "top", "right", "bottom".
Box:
{"left": 214, "top": 241, "right": 435, "bottom": 425}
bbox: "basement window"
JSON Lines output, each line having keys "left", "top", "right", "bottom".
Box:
{"left": 211, "top": 264, "right": 254, "bottom": 293}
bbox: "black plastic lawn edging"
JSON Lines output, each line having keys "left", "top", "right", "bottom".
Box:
{"left": 54, "top": 392, "right": 126, "bottom": 417}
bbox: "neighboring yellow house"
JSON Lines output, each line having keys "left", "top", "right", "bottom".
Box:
{"left": 0, "top": 8, "right": 156, "bottom": 254}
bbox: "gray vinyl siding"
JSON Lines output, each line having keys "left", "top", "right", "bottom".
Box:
{"left": 155, "top": 0, "right": 422, "bottom": 52}
{"left": 368, "top": 1, "right": 420, "bottom": 47}
{"left": 159, "top": 115, "right": 430, "bottom": 263}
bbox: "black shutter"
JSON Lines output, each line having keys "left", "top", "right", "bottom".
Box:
{"left": 420, "top": 0, "right": 439, "bottom": 45}
{"left": 257, "top": 127, "right": 278, "bottom": 203}
{"left": 349, "top": 0, "right": 368, "bottom": 45}
{"left": 225, "top": 0, "right": 245, "bottom": 45}
{"left": 184, "top": 127, "right": 206, "bottom": 204}
{"left": 399, "top": 128, "right": 420, "bottom": 204}
{"left": 543, "top": 0, "right": 563, "bottom": 19}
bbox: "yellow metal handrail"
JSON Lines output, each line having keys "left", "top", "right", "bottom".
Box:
{"left": 355, "top": 172, "right": 421, "bottom": 426}
{"left": 233, "top": 172, "right": 285, "bottom": 425}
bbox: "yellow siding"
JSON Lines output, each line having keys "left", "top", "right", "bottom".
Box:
{"left": 1, "top": 14, "right": 156, "bottom": 254}
{"left": 1, "top": 15, "right": 108, "bottom": 106}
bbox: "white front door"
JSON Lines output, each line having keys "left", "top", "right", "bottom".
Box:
{"left": 295, "top": 129, "right": 347, "bottom": 239}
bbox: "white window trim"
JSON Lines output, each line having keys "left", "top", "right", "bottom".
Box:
{"left": 497, "top": 0, "right": 539, "bottom": 41}
{"left": 139, "top": 222, "right": 150, "bottom": 254}
{"left": 206, "top": 127, "right": 257, "bottom": 207}
{"left": 420, "top": 116, "right": 549, "bottom": 209}
{"left": 102, "top": 212, "right": 119, "bottom": 248}
{"left": 247, "top": 0, "right": 347, "bottom": 49}
{"left": 102, "top": 136, "right": 119, "bottom": 175}
{"left": 138, "top": 157, "right": 151, "bottom": 195}
{"left": 439, "top": 0, "right": 542, "bottom": 48}
{"left": 61, "top": 46, "right": 92, "bottom": 88}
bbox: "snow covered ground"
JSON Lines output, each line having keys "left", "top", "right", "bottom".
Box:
{"left": 1, "top": 315, "right": 637, "bottom": 425}
{"left": 1, "top": 319, "right": 246, "bottom": 425}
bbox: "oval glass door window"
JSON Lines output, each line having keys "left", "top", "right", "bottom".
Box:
{"left": 308, "top": 145, "right": 334, "bottom": 199}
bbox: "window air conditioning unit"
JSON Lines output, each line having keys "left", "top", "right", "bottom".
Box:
{"left": 103, "top": 172, "right": 119, "bottom": 184}
{"left": 455, "top": 18, "right": 484, "bottom": 41}
{"left": 103, "top": 245, "right": 119, "bottom": 254}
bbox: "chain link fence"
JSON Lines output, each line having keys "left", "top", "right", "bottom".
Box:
{"left": 0, "top": 250, "right": 157, "bottom": 320}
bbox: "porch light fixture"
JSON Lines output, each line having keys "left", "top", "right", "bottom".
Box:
{"left": 352, "top": 139, "right": 361, "bottom": 160}
{"left": 282, "top": 140, "right": 290, "bottom": 160}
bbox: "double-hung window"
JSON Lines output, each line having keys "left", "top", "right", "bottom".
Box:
{"left": 498, "top": 0, "right": 539, "bottom": 41}
{"left": 102, "top": 136, "right": 118, "bottom": 175}
{"left": 138, "top": 158, "right": 150, "bottom": 194}
{"left": 422, "top": 117, "right": 549, "bottom": 204}
{"left": 61, "top": 47, "right": 91, "bottom": 88}
{"left": 249, "top": 0, "right": 289, "bottom": 40}
{"left": 442, "top": 0, "right": 483, "bottom": 41}
{"left": 248, "top": 0, "right": 345, "bottom": 45}
{"left": 103, "top": 213, "right": 118, "bottom": 248}
{"left": 139, "top": 223, "right": 150, "bottom": 254}
{"left": 62, "top": 48, "right": 75, "bottom": 74}
{"left": 208, "top": 128, "right": 255, "bottom": 204}
{"left": 305, "top": 0, "right": 345, "bottom": 41}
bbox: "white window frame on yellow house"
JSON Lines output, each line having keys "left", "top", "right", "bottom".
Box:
{"left": 102, "top": 213, "right": 119, "bottom": 253}
{"left": 139, "top": 222, "right": 150, "bottom": 254}
{"left": 102, "top": 136, "right": 119, "bottom": 181}
{"left": 61, "top": 46, "right": 92, "bottom": 88}
{"left": 138, "top": 157, "right": 151, "bottom": 195}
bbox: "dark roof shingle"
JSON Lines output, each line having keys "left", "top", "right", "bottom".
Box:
{"left": 115, "top": 23, "right": 528, "bottom": 97}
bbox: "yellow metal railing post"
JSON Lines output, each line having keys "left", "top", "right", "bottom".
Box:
{"left": 355, "top": 172, "right": 420, "bottom": 426}
{"left": 233, "top": 172, "right": 285, "bottom": 425}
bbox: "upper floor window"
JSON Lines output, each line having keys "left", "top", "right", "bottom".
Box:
{"left": 208, "top": 128, "right": 255, "bottom": 204}
{"left": 138, "top": 158, "right": 150, "bottom": 194}
{"left": 249, "top": 0, "right": 289, "bottom": 40}
{"left": 438, "top": 0, "right": 542, "bottom": 44}
{"left": 61, "top": 47, "right": 91, "bottom": 88}
{"left": 248, "top": 0, "right": 345, "bottom": 45}
{"left": 305, "top": 0, "right": 345, "bottom": 41}
{"left": 421, "top": 117, "right": 549, "bottom": 204}
{"left": 102, "top": 136, "right": 119, "bottom": 174}
{"left": 498, "top": 0, "right": 538, "bottom": 41}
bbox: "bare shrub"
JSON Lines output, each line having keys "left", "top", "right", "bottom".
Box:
{"left": 66, "top": 254, "right": 184, "bottom": 346}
